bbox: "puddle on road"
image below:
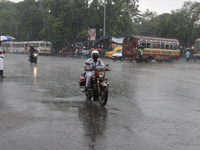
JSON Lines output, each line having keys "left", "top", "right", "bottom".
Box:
{"left": 40, "top": 96, "right": 86, "bottom": 111}
{"left": 78, "top": 101, "right": 108, "bottom": 145}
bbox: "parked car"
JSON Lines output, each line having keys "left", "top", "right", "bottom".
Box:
{"left": 105, "top": 46, "right": 122, "bottom": 58}
{"left": 111, "top": 50, "right": 122, "bottom": 61}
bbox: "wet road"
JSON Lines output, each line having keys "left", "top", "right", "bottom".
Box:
{"left": 1, "top": 54, "right": 200, "bottom": 150}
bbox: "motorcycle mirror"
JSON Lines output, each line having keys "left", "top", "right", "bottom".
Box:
{"left": 106, "top": 64, "right": 109, "bottom": 67}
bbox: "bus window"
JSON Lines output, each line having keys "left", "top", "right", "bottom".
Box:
{"left": 166, "top": 44, "right": 169, "bottom": 49}
{"left": 161, "top": 42, "right": 165, "bottom": 49}
{"left": 3, "top": 43, "right": 9, "bottom": 46}
{"left": 141, "top": 40, "right": 146, "bottom": 48}
{"left": 154, "top": 42, "right": 160, "bottom": 49}
{"left": 14, "top": 43, "right": 24, "bottom": 47}
{"left": 46, "top": 44, "right": 51, "bottom": 49}
{"left": 40, "top": 43, "right": 45, "bottom": 47}
{"left": 29, "top": 43, "right": 39, "bottom": 48}
{"left": 147, "top": 42, "right": 151, "bottom": 48}
{"left": 174, "top": 43, "right": 178, "bottom": 50}
{"left": 25, "top": 44, "right": 28, "bottom": 47}
{"left": 2, "top": 43, "right": 11, "bottom": 52}
{"left": 2, "top": 43, "right": 10, "bottom": 47}
{"left": 170, "top": 44, "right": 173, "bottom": 49}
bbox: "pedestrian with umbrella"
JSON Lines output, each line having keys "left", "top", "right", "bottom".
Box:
{"left": 0, "top": 36, "right": 15, "bottom": 78}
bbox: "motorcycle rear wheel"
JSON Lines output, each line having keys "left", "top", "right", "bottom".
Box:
{"left": 99, "top": 86, "right": 108, "bottom": 106}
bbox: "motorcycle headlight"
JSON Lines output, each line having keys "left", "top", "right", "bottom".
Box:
{"left": 98, "top": 72, "right": 104, "bottom": 78}
{"left": 34, "top": 53, "right": 38, "bottom": 57}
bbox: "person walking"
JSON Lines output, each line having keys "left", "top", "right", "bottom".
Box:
{"left": 86, "top": 49, "right": 90, "bottom": 58}
{"left": 0, "top": 42, "right": 6, "bottom": 78}
{"left": 137, "top": 47, "right": 143, "bottom": 63}
{"left": 190, "top": 49, "right": 196, "bottom": 62}
{"left": 185, "top": 50, "right": 191, "bottom": 62}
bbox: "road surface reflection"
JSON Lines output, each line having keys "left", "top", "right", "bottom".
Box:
{"left": 78, "top": 101, "right": 108, "bottom": 148}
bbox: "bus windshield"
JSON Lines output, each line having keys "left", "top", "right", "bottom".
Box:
{"left": 194, "top": 41, "right": 200, "bottom": 50}
{"left": 123, "top": 36, "right": 135, "bottom": 51}
{"left": 46, "top": 44, "right": 51, "bottom": 49}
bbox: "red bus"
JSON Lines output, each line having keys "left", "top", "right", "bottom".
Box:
{"left": 122, "top": 36, "right": 180, "bottom": 63}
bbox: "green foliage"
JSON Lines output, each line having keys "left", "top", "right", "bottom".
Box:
{"left": 136, "top": 1, "right": 200, "bottom": 47}
{"left": 2, "top": 0, "right": 200, "bottom": 49}
{"left": 0, "top": 0, "right": 139, "bottom": 46}
{"left": 76, "top": 29, "right": 88, "bottom": 41}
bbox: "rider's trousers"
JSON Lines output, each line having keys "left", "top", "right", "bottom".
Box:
{"left": 85, "top": 71, "right": 94, "bottom": 88}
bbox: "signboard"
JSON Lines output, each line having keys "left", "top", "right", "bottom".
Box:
{"left": 88, "top": 29, "right": 96, "bottom": 40}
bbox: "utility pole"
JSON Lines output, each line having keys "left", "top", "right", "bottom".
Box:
{"left": 103, "top": 1, "right": 106, "bottom": 36}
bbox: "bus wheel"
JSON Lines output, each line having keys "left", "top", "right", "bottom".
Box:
{"left": 129, "top": 58, "right": 133, "bottom": 62}
{"left": 168, "top": 58, "right": 174, "bottom": 63}
{"left": 146, "top": 56, "right": 152, "bottom": 63}
{"left": 156, "top": 60, "right": 163, "bottom": 63}
{"left": 120, "top": 57, "right": 125, "bottom": 62}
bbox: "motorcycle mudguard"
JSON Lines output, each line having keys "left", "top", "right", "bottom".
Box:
{"left": 100, "top": 82, "right": 108, "bottom": 87}
{"left": 79, "top": 76, "right": 86, "bottom": 87}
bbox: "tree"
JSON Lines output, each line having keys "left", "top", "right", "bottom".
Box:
{"left": 0, "top": 0, "right": 140, "bottom": 46}
{"left": 169, "top": 1, "right": 200, "bottom": 47}
{"left": 135, "top": 1, "right": 200, "bottom": 48}
{"left": 0, "top": 1, "right": 16, "bottom": 37}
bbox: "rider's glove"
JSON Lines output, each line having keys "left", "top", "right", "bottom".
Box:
{"left": 89, "top": 66, "right": 94, "bottom": 71}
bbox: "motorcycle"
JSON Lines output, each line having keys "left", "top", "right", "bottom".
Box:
{"left": 29, "top": 52, "right": 38, "bottom": 65}
{"left": 79, "top": 63, "right": 110, "bottom": 106}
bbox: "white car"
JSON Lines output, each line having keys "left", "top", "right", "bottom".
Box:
{"left": 111, "top": 51, "right": 122, "bottom": 61}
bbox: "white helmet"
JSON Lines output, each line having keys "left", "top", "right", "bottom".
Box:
{"left": 91, "top": 50, "right": 99, "bottom": 58}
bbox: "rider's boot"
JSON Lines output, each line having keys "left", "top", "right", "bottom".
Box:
{"left": 85, "top": 85, "right": 92, "bottom": 101}
{"left": 0, "top": 70, "right": 6, "bottom": 78}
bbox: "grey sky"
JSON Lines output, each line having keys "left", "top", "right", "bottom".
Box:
{"left": 139, "top": 0, "right": 193, "bottom": 14}
{"left": 9, "top": 0, "right": 194, "bottom": 15}
{"left": 9, "top": 0, "right": 23, "bottom": 3}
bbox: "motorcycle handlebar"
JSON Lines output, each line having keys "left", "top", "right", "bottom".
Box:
{"left": 87, "top": 68, "right": 110, "bottom": 71}
{"left": 105, "top": 68, "right": 111, "bottom": 71}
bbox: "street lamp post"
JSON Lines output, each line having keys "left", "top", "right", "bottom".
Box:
{"left": 103, "top": 1, "right": 106, "bottom": 36}
{"left": 44, "top": 18, "right": 46, "bottom": 40}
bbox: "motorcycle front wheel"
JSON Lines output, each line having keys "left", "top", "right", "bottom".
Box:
{"left": 99, "top": 86, "right": 108, "bottom": 106}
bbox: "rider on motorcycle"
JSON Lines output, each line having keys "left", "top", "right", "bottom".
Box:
{"left": 28, "top": 45, "right": 38, "bottom": 60}
{"left": 84, "top": 50, "right": 110, "bottom": 90}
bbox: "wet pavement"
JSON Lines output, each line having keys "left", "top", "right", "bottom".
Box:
{"left": 1, "top": 53, "right": 200, "bottom": 150}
